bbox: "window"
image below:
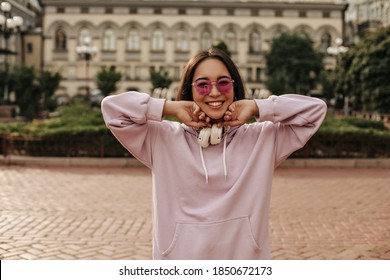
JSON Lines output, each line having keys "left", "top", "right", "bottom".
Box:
{"left": 175, "top": 29, "right": 189, "bottom": 52}
{"left": 78, "top": 28, "right": 91, "bottom": 46}
{"left": 200, "top": 29, "right": 212, "bottom": 50}
{"left": 27, "top": 42, "right": 33, "bottom": 53}
{"left": 247, "top": 67, "right": 253, "bottom": 82}
{"left": 249, "top": 30, "right": 261, "bottom": 53}
{"left": 275, "top": 10, "right": 283, "bottom": 17}
{"left": 320, "top": 32, "right": 332, "bottom": 53}
{"left": 299, "top": 11, "right": 307, "bottom": 18}
{"left": 81, "top": 7, "right": 88, "bottom": 14}
{"left": 55, "top": 27, "right": 67, "bottom": 51}
{"left": 127, "top": 28, "right": 140, "bottom": 51}
{"left": 256, "top": 67, "right": 262, "bottom": 82}
{"left": 151, "top": 29, "right": 164, "bottom": 51}
{"left": 102, "top": 27, "right": 116, "bottom": 51}
{"left": 225, "top": 29, "right": 236, "bottom": 52}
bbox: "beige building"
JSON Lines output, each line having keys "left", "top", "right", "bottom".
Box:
{"left": 40, "top": 0, "right": 348, "bottom": 99}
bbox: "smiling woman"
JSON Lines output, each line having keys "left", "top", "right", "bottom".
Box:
{"left": 101, "top": 48, "right": 327, "bottom": 260}
{"left": 191, "top": 58, "right": 235, "bottom": 122}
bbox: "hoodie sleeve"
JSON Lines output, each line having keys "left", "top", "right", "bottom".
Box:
{"left": 255, "top": 94, "right": 327, "bottom": 167}
{"left": 101, "top": 91, "right": 166, "bottom": 168}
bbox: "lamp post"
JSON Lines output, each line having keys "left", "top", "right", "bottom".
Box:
{"left": 326, "top": 37, "right": 348, "bottom": 56}
{"left": 0, "top": 1, "right": 24, "bottom": 104}
{"left": 76, "top": 36, "right": 98, "bottom": 98}
{"left": 327, "top": 37, "right": 349, "bottom": 115}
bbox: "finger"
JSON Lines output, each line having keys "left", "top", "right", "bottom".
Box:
{"left": 192, "top": 104, "right": 200, "bottom": 115}
{"left": 189, "top": 121, "right": 209, "bottom": 128}
{"left": 216, "top": 122, "right": 225, "bottom": 128}
{"left": 223, "top": 120, "right": 242, "bottom": 127}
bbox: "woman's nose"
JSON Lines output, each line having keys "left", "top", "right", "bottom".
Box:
{"left": 208, "top": 84, "right": 221, "bottom": 97}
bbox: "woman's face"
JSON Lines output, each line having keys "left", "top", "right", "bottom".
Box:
{"left": 192, "top": 58, "right": 234, "bottom": 122}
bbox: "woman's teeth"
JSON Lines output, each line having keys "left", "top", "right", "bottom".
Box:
{"left": 208, "top": 101, "right": 223, "bottom": 106}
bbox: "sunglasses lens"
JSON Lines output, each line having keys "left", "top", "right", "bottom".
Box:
{"left": 193, "top": 78, "right": 233, "bottom": 95}
{"left": 195, "top": 81, "right": 211, "bottom": 95}
{"left": 216, "top": 78, "right": 233, "bottom": 92}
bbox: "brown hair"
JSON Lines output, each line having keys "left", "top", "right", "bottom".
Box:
{"left": 176, "top": 48, "right": 246, "bottom": 101}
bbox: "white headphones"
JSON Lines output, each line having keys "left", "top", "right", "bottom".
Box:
{"left": 197, "top": 124, "right": 223, "bottom": 148}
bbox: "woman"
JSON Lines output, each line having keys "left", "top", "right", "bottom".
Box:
{"left": 101, "top": 48, "right": 327, "bottom": 259}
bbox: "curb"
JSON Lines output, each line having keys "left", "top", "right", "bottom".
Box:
{"left": 1, "top": 155, "right": 390, "bottom": 168}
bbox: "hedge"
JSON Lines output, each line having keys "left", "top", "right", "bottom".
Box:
{"left": 1, "top": 106, "right": 389, "bottom": 158}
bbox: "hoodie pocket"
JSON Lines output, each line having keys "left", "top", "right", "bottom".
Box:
{"left": 161, "top": 216, "right": 261, "bottom": 259}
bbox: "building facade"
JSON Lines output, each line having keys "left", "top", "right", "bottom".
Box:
{"left": 0, "top": 0, "right": 42, "bottom": 68}
{"left": 40, "top": 0, "right": 347, "bottom": 99}
{"left": 345, "top": 0, "right": 390, "bottom": 45}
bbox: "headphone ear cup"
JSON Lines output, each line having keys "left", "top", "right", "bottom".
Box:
{"left": 198, "top": 127, "right": 211, "bottom": 148}
{"left": 210, "top": 124, "right": 223, "bottom": 145}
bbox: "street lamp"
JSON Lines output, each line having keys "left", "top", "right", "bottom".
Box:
{"left": 76, "top": 36, "right": 98, "bottom": 98}
{"left": 0, "top": 1, "right": 24, "bottom": 104}
{"left": 326, "top": 37, "right": 348, "bottom": 56}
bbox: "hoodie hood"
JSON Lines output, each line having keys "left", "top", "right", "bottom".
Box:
{"left": 181, "top": 124, "right": 239, "bottom": 143}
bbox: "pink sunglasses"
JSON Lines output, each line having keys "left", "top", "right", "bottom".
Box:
{"left": 192, "top": 77, "right": 234, "bottom": 95}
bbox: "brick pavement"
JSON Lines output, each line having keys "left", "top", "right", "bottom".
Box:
{"left": 0, "top": 165, "right": 389, "bottom": 260}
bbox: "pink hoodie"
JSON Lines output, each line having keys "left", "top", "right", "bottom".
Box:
{"left": 101, "top": 91, "right": 327, "bottom": 260}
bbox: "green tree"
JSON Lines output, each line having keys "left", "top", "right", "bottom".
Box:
{"left": 10, "top": 66, "right": 40, "bottom": 120}
{"left": 38, "top": 69, "right": 62, "bottom": 112}
{"left": 5, "top": 66, "right": 62, "bottom": 120}
{"left": 95, "top": 66, "right": 122, "bottom": 97}
{"left": 336, "top": 27, "right": 390, "bottom": 113}
{"left": 265, "top": 32, "right": 323, "bottom": 95}
{"left": 150, "top": 68, "right": 173, "bottom": 91}
{"left": 212, "top": 41, "right": 231, "bottom": 56}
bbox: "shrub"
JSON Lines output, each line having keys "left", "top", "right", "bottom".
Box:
{"left": 1, "top": 111, "right": 389, "bottom": 158}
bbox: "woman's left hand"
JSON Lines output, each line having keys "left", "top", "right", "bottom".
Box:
{"left": 223, "top": 100, "right": 258, "bottom": 127}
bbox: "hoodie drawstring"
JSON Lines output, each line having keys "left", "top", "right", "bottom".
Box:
{"left": 199, "top": 145, "right": 209, "bottom": 184}
{"left": 223, "top": 135, "right": 227, "bottom": 181}
{"left": 198, "top": 126, "right": 229, "bottom": 184}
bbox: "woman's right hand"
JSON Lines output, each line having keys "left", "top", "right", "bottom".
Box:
{"left": 164, "top": 101, "right": 210, "bottom": 128}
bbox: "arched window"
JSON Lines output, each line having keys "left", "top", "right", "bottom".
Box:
{"left": 102, "top": 27, "right": 116, "bottom": 51}
{"left": 175, "top": 29, "right": 189, "bottom": 52}
{"left": 55, "top": 26, "right": 67, "bottom": 51}
{"left": 151, "top": 29, "right": 164, "bottom": 51}
{"left": 127, "top": 28, "right": 140, "bottom": 51}
{"left": 200, "top": 29, "right": 212, "bottom": 50}
{"left": 78, "top": 28, "right": 91, "bottom": 45}
{"left": 249, "top": 30, "right": 261, "bottom": 53}
{"left": 320, "top": 32, "right": 332, "bottom": 53}
{"left": 225, "top": 29, "right": 236, "bottom": 52}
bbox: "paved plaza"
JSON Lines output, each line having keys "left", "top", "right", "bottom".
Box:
{"left": 0, "top": 164, "right": 389, "bottom": 260}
